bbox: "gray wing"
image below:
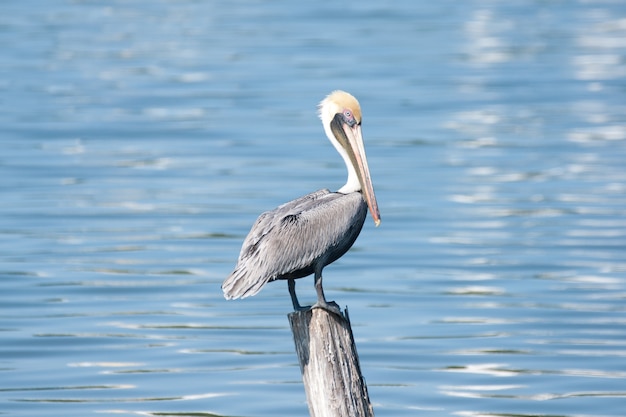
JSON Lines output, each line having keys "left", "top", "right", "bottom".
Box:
{"left": 222, "top": 189, "right": 366, "bottom": 299}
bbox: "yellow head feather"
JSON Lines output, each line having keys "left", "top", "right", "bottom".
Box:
{"left": 318, "top": 90, "right": 362, "bottom": 123}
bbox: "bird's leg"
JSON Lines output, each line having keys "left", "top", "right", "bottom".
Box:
{"left": 312, "top": 268, "right": 341, "bottom": 315}
{"left": 288, "top": 278, "right": 307, "bottom": 311}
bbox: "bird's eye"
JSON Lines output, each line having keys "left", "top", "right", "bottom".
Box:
{"left": 343, "top": 109, "right": 355, "bottom": 120}
{"left": 342, "top": 108, "right": 357, "bottom": 126}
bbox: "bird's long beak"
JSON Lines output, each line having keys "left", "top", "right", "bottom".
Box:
{"left": 333, "top": 119, "right": 381, "bottom": 226}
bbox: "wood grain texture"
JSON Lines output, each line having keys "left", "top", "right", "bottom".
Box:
{"left": 288, "top": 307, "right": 375, "bottom": 417}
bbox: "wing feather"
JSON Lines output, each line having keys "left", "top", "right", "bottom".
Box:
{"left": 222, "top": 189, "right": 366, "bottom": 299}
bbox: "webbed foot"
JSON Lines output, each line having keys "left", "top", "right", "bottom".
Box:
{"left": 293, "top": 303, "right": 312, "bottom": 312}
{"left": 311, "top": 299, "right": 342, "bottom": 315}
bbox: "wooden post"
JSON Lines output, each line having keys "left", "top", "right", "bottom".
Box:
{"left": 288, "top": 307, "right": 375, "bottom": 417}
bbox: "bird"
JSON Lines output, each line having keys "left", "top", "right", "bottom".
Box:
{"left": 221, "top": 90, "right": 380, "bottom": 314}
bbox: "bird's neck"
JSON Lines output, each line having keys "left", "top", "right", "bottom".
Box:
{"left": 324, "top": 125, "right": 361, "bottom": 194}
{"left": 338, "top": 163, "right": 360, "bottom": 193}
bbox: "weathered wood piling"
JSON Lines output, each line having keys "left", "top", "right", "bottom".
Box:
{"left": 288, "top": 307, "right": 375, "bottom": 417}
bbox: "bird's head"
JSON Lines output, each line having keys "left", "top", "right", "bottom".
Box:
{"left": 319, "top": 91, "right": 380, "bottom": 226}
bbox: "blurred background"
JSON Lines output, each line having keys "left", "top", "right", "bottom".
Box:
{"left": 1, "top": 1, "right": 625, "bottom": 416}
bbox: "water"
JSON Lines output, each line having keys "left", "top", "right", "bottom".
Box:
{"left": 1, "top": 1, "right": 625, "bottom": 416}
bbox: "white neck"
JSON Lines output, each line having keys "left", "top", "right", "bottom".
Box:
{"left": 322, "top": 123, "right": 361, "bottom": 194}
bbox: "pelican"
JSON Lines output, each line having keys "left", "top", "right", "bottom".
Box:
{"left": 222, "top": 90, "right": 380, "bottom": 313}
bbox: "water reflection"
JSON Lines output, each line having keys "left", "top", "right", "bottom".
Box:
{"left": 463, "top": 10, "right": 515, "bottom": 65}
{"left": 569, "top": 9, "right": 626, "bottom": 144}
{"left": 574, "top": 10, "right": 626, "bottom": 81}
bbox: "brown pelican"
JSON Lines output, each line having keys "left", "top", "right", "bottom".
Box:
{"left": 222, "top": 90, "right": 380, "bottom": 313}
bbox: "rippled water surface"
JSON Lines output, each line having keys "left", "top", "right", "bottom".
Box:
{"left": 1, "top": 1, "right": 626, "bottom": 416}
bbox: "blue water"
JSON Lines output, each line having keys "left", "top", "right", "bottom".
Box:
{"left": 1, "top": 1, "right": 626, "bottom": 416}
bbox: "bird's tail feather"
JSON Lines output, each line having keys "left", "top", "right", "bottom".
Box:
{"left": 222, "top": 269, "right": 267, "bottom": 300}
